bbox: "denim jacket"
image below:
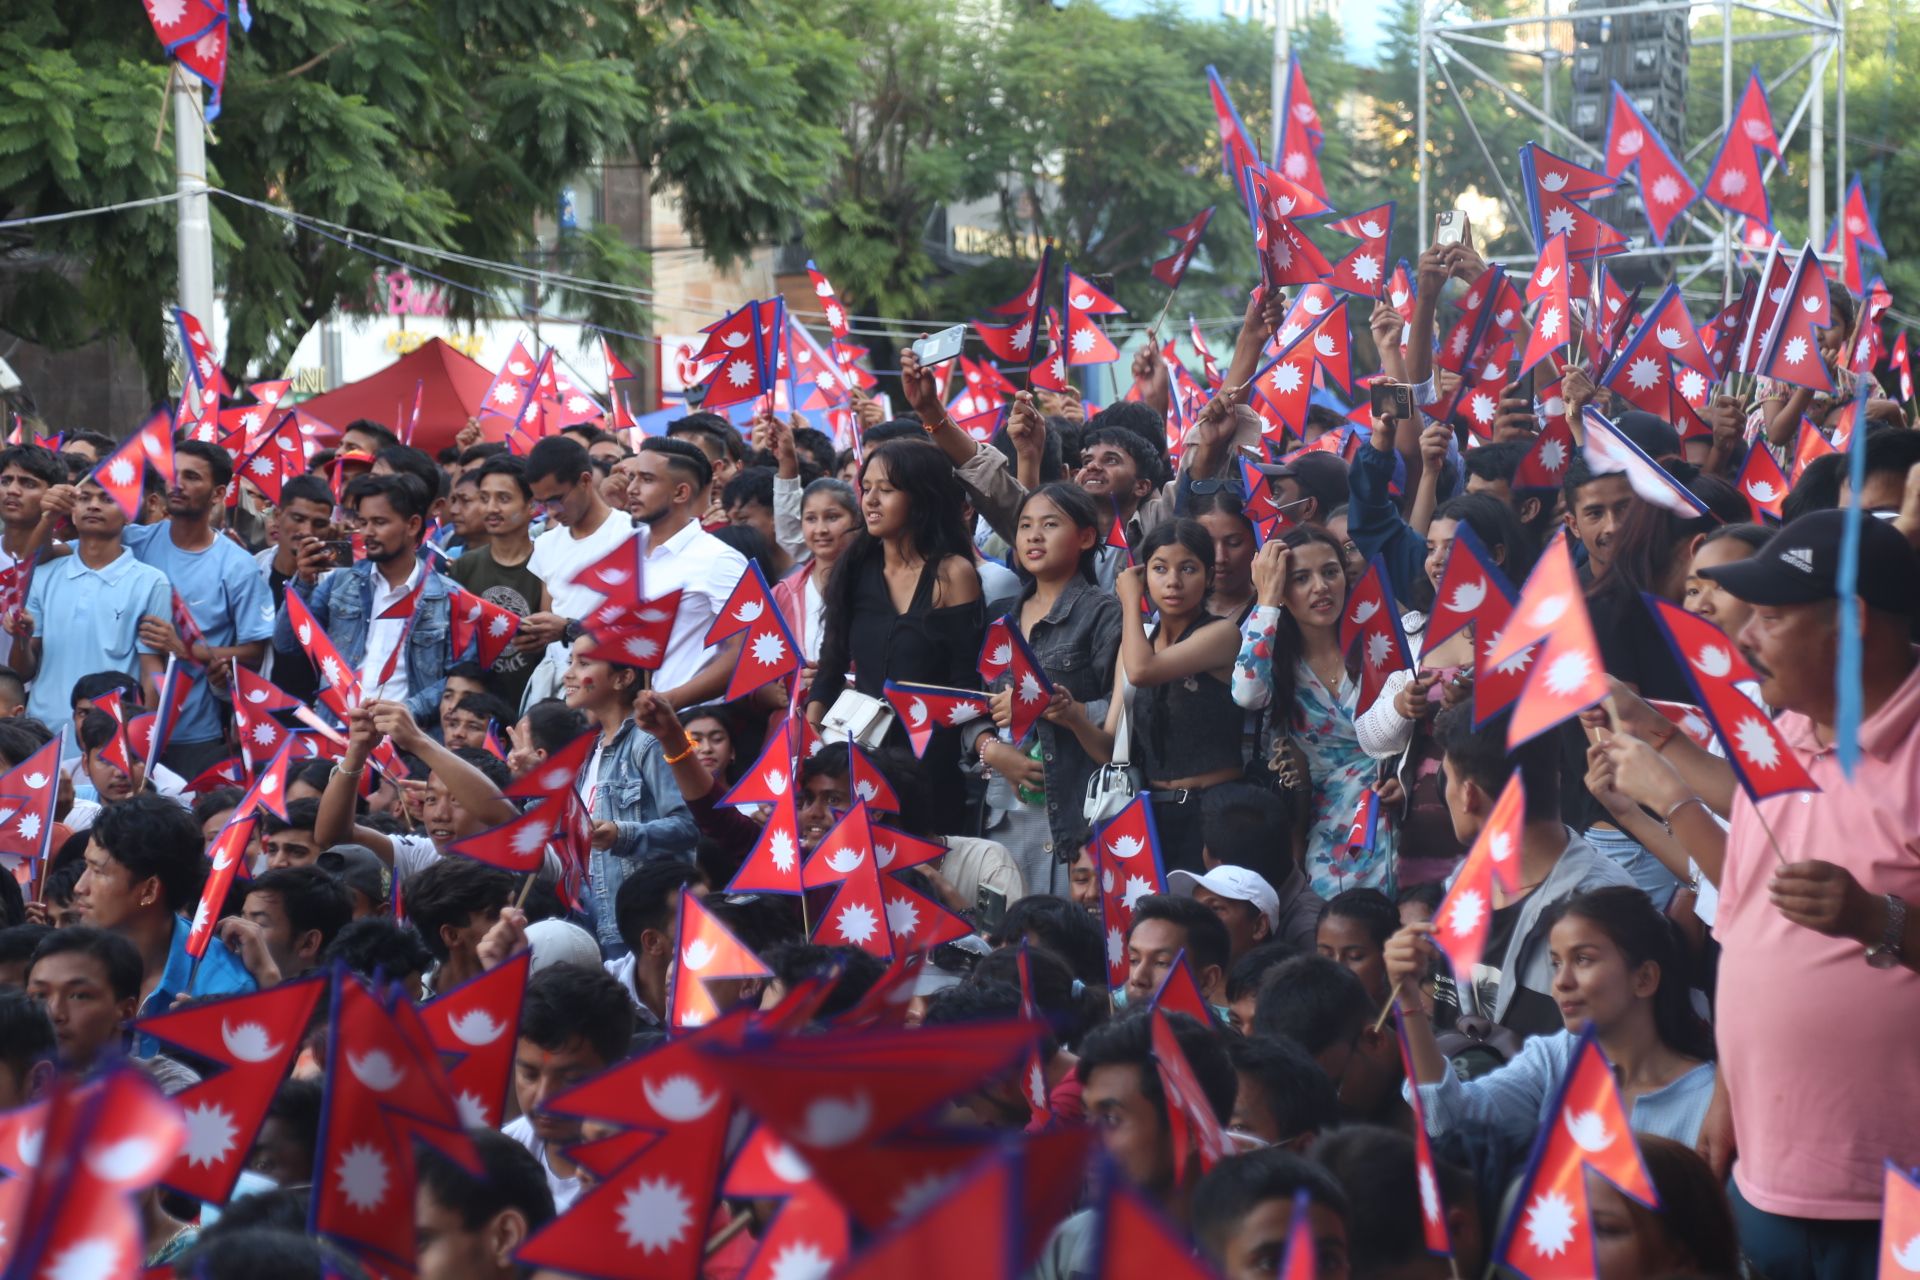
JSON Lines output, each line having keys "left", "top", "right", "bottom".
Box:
{"left": 986, "top": 576, "right": 1122, "bottom": 852}
{"left": 272, "top": 558, "right": 465, "bottom": 724}
{"left": 585, "top": 718, "right": 699, "bottom": 950}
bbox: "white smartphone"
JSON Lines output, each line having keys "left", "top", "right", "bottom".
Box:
{"left": 1436, "top": 211, "right": 1469, "bottom": 247}
{"left": 911, "top": 324, "right": 967, "bottom": 367}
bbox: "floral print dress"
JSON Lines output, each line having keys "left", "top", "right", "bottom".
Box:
{"left": 1233, "top": 605, "right": 1397, "bottom": 897}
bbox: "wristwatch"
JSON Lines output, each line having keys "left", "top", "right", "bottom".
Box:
{"left": 1866, "top": 893, "right": 1907, "bottom": 969}
{"left": 561, "top": 619, "right": 583, "bottom": 646}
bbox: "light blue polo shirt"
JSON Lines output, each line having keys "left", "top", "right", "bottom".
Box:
{"left": 23, "top": 548, "right": 171, "bottom": 726}
{"left": 133, "top": 914, "right": 258, "bottom": 1057}
{"left": 122, "top": 523, "right": 276, "bottom": 745}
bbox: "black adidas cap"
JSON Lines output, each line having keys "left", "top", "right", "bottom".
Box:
{"left": 1700, "top": 508, "right": 1920, "bottom": 614}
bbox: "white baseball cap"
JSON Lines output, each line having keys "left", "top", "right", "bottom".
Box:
{"left": 1168, "top": 866, "right": 1280, "bottom": 932}
{"left": 524, "top": 919, "right": 603, "bottom": 974}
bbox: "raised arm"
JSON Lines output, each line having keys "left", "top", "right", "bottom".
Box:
{"left": 369, "top": 698, "right": 517, "bottom": 830}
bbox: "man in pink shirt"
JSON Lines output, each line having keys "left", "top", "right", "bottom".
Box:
{"left": 1607, "top": 509, "right": 1920, "bottom": 1280}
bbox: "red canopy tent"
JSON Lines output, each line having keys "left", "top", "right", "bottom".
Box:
{"left": 295, "top": 337, "right": 495, "bottom": 457}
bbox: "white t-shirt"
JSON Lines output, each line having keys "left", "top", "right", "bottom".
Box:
{"left": 502, "top": 1114, "right": 584, "bottom": 1213}
{"left": 803, "top": 577, "right": 825, "bottom": 664}
{"left": 527, "top": 509, "right": 636, "bottom": 620}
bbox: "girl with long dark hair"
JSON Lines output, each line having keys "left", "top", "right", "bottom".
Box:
{"left": 1232, "top": 525, "right": 1398, "bottom": 894}
{"left": 808, "top": 439, "right": 985, "bottom": 832}
{"left": 1186, "top": 487, "right": 1260, "bottom": 624}
{"left": 1101, "top": 519, "right": 1243, "bottom": 872}
{"left": 966, "top": 483, "right": 1120, "bottom": 895}
{"left": 1386, "top": 884, "right": 1716, "bottom": 1147}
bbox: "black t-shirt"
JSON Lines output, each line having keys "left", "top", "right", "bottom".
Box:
{"left": 1471, "top": 896, "right": 1564, "bottom": 1038}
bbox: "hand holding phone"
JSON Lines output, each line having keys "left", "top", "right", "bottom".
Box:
{"left": 1370, "top": 381, "right": 1414, "bottom": 420}
{"left": 911, "top": 324, "right": 967, "bottom": 367}
{"left": 1436, "top": 210, "right": 1469, "bottom": 247}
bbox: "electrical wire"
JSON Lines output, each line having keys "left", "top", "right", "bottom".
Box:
{"left": 0, "top": 191, "right": 186, "bottom": 229}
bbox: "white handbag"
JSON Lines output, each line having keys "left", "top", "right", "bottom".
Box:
{"left": 1082, "top": 677, "right": 1140, "bottom": 824}
{"left": 818, "top": 689, "right": 896, "bottom": 750}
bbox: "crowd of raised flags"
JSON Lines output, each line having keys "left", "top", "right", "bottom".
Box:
{"left": 1, "top": 47, "right": 1919, "bottom": 1280}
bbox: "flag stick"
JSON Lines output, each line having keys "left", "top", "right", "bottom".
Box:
{"left": 515, "top": 872, "right": 536, "bottom": 909}
{"left": 705, "top": 1212, "right": 755, "bottom": 1256}
{"left": 1752, "top": 800, "right": 1791, "bottom": 868}
{"left": 1148, "top": 287, "right": 1179, "bottom": 343}
{"left": 1371, "top": 988, "right": 1397, "bottom": 1034}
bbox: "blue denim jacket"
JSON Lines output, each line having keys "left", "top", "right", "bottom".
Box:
{"left": 585, "top": 719, "right": 699, "bottom": 950}
{"left": 273, "top": 559, "right": 465, "bottom": 724}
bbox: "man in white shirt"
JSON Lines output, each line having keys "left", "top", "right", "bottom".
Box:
{"left": 625, "top": 437, "right": 749, "bottom": 708}
{"left": 517, "top": 436, "right": 635, "bottom": 706}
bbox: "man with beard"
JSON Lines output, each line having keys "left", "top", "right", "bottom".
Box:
{"left": 123, "top": 440, "right": 276, "bottom": 779}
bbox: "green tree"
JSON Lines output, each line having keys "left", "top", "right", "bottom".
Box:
{"left": 0, "top": 0, "right": 858, "bottom": 394}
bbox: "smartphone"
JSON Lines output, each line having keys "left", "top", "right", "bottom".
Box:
{"left": 1370, "top": 381, "right": 1414, "bottom": 420}
{"left": 1436, "top": 210, "right": 1468, "bottom": 247}
{"left": 975, "top": 884, "right": 1008, "bottom": 935}
{"left": 323, "top": 539, "right": 354, "bottom": 565}
{"left": 911, "top": 324, "right": 967, "bottom": 367}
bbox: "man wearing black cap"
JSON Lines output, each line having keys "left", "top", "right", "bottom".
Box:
{"left": 1595, "top": 508, "right": 1920, "bottom": 1280}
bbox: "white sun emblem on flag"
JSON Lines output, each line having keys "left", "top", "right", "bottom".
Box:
{"left": 1542, "top": 648, "right": 1593, "bottom": 697}
{"left": 1742, "top": 118, "right": 1770, "bottom": 141}
{"left": 1107, "top": 925, "right": 1125, "bottom": 967}
{"left": 750, "top": 631, "right": 788, "bottom": 667}
{"left": 947, "top": 702, "right": 984, "bottom": 725}
{"left": 181, "top": 1102, "right": 238, "bottom": 1168}
{"left": 1070, "top": 328, "right": 1097, "bottom": 355}
{"left": 1017, "top": 671, "right": 1045, "bottom": 704}
{"left": 14, "top": 813, "right": 39, "bottom": 842}
{"left": 107, "top": 458, "right": 134, "bottom": 486}
{"left": 1718, "top": 167, "right": 1748, "bottom": 195}
{"left": 1418, "top": 1163, "right": 1442, "bottom": 1223}
{"left": 1539, "top": 438, "right": 1567, "bottom": 473}
{"left": 1782, "top": 336, "right": 1809, "bottom": 366}
{"left": 1109, "top": 834, "right": 1142, "bottom": 860}
{"left": 491, "top": 383, "right": 517, "bottom": 406}
{"left": 1450, "top": 329, "right": 1470, "bottom": 356}
{"left": 768, "top": 828, "right": 796, "bottom": 873}
{"left": 1123, "top": 875, "right": 1154, "bottom": 911}
{"left": 1539, "top": 305, "right": 1562, "bottom": 341}
{"left": 1677, "top": 369, "right": 1707, "bottom": 401}
{"left": 148, "top": 0, "right": 187, "bottom": 25}
{"left": 44, "top": 1239, "right": 121, "bottom": 1280}
{"left": 1277, "top": 322, "right": 1304, "bottom": 346}
{"left": 567, "top": 395, "right": 592, "bottom": 413}
{"left": 1627, "top": 356, "right": 1662, "bottom": 390}
{"left": 1733, "top": 717, "right": 1782, "bottom": 769}
{"left": 1616, "top": 128, "right": 1644, "bottom": 156}
{"left": 825, "top": 302, "right": 844, "bottom": 329}
{"left": 726, "top": 359, "right": 754, "bottom": 387}
{"left": 1366, "top": 632, "right": 1392, "bottom": 668}
{"left": 1445, "top": 886, "right": 1484, "bottom": 936}
{"left": 1545, "top": 207, "right": 1576, "bottom": 237}
{"left": 249, "top": 722, "right": 279, "bottom": 748}
{"left": 489, "top": 613, "right": 514, "bottom": 637}
{"left": 1271, "top": 363, "right": 1304, "bottom": 394}
{"left": 1651, "top": 174, "right": 1683, "bottom": 206}
{"left": 1352, "top": 253, "right": 1381, "bottom": 284}
{"left": 834, "top": 902, "right": 879, "bottom": 946}
{"left": 1523, "top": 1190, "right": 1578, "bottom": 1257}
{"left": 1010, "top": 322, "right": 1032, "bottom": 352}
{"left": 1469, "top": 393, "right": 1495, "bottom": 424}
{"left": 767, "top": 1242, "right": 835, "bottom": 1280}
{"left": 335, "top": 1142, "right": 389, "bottom": 1212}
{"left": 1283, "top": 150, "right": 1310, "bottom": 179}
{"left": 885, "top": 895, "right": 921, "bottom": 938}
{"left": 617, "top": 1176, "right": 693, "bottom": 1253}
{"left": 1271, "top": 238, "right": 1293, "bottom": 269}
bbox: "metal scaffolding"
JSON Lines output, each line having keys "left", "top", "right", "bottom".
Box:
{"left": 1414, "top": 0, "right": 1847, "bottom": 293}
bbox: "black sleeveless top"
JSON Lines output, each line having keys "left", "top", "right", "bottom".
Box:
{"left": 1133, "top": 617, "right": 1243, "bottom": 782}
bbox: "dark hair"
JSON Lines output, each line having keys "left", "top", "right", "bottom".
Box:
{"left": 798, "top": 743, "right": 935, "bottom": 837}
{"left": 176, "top": 1229, "right": 367, "bottom": 1280}
{"left": 520, "top": 962, "right": 636, "bottom": 1065}
{"left": 699, "top": 893, "right": 803, "bottom": 956}
{"left": 1544, "top": 885, "right": 1714, "bottom": 1060}
{"left": 177, "top": 438, "right": 235, "bottom": 490}
{"left": 1463, "top": 440, "right": 1527, "bottom": 485}
{"left": 78, "top": 707, "right": 127, "bottom": 756}
{"left": 1191, "top": 1148, "right": 1350, "bottom": 1267}
{"left": 993, "top": 418, "right": 1064, "bottom": 484}
{"left": 72, "top": 670, "right": 141, "bottom": 709}
{"left": 1432, "top": 491, "right": 1538, "bottom": 587}
{"left": 1699, "top": 521, "right": 1774, "bottom": 556}
{"left": 792, "top": 426, "right": 836, "bottom": 477}
{"left": 1318, "top": 888, "right": 1400, "bottom": 949}
{"left": 1200, "top": 783, "right": 1296, "bottom": 894}
{"left": 640, "top": 435, "right": 715, "bottom": 494}
{"left": 1229, "top": 1034, "right": 1340, "bottom": 1141}
{"left": 1128, "top": 893, "right": 1232, "bottom": 976}
{"left": 801, "top": 476, "right": 858, "bottom": 520}
{"left": 0, "top": 988, "right": 54, "bottom": 1088}
{"left": 612, "top": 860, "right": 705, "bottom": 951}
{"left": 1590, "top": 476, "right": 1743, "bottom": 614}
{"left": 1864, "top": 428, "right": 1920, "bottom": 486}
{"left": 0, "top": 714, "right": 37, "bottom": 765}
{"left": 460, "top": 442, "right": 510, "bottom": 468}
{"left": 91, "top": 793, "right": 203, "bottom": 912}
{"left": 0, "top": 922, "right": 51, "bottom": 969}
{"left": 42, "top": 857, "right": 85, "bottom": 907}
{"left": 474, "top": 454, "right": 534, "bottom": 502}
{"left": 321, "top": 916, "right": 435, "bottom": 982}
{"left": 345, "top": 472, "right": 431, "bottom": 525}
{"left": 989, "top": 894, "right": 1107, "bottom": 994}
{"left": 1311, "top": 1126, "right": 1474, "bottom": 1274}
{"left": 1782, "top": 450, "right": 1846, "bottom": 522}
{"left": 450, "top": 691, "right": 515, "bottom": 729}
{"left": 344, "top": 419, "right": 401, "bottom": 452}
{"left": 403, "top": 857, "right": 513, "bottom": 963}
{"left": 670, "top": 415, "right": 747, "bottom": 466}
{"left": 1185, "top": 485, "right": 1258, "bottom": 542}
{"left": 1015, "top": 483, "right": 1104, "bottom": 586}
{"left": 446, "top": 745, "right": 512, "bottom": 791}
{"left": 263, "top": 1076, "right": 323, "bottom": 1168}
{"left": 721, "top": 465, "right": 776, "bottom": 513}
{"left": 922, "top": 980, "right": 1045, "bottom": 1053}
{"left": 1137, "top": 518, "right": 1217, "bottom": 612}
{"left": 1432, "top": 702, "right": 1559, "bottom": 823}
{"left": 0, "top": 444, "right": 66, "bottom": 488}
{"left": 761, "top": 943, "right": 887, "bottom": 1021}
{"left": 1075, "top": 1008, "right": 1235, "bottom": 1124}
{"left": 860, "top": 419, "right": 926, "bottom": 447}
{"left": 1252, "top": 954, "right": 1373, "bottom": 1056}
{"left": 522, "top": 700, "right": 591, "bottom": 757}
{"left": 1631, "top": 1135, "right": 1741, "bottom": 1277}
{"left": 1260, "top": 525, "right": 1355, "bottom": 716}
{"left": 279, "top": 473, "right": 335, "bottom": 510}
{"left": 260, "top": 796, "right": 323, "bottom": 837}
{"left": 971, "top": 943, "right": 1090, "bottom": 1050}
{"left": 247, "top": 866, "right": 353, "bottom": 954}
{"left": 1225, "top": 938, "right": 1300, "bottom": 1003}
{"left": 417, "top": 1127, "right": 557, "bottom": 1232}
{"left": 29, "top": 926, "right": 143, "bottom": 1002}
{"left": 1085, "top": 406, "right": 1171, "bottom": 486}
{"left": 522, "top": 435, "right": 592, "bottom": 489}
{"left": 712, "top": 522, "right": 776, "bottom": 578}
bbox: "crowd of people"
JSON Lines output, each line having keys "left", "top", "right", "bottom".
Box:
{"left": 0, "top": 228, "right": 1916, "bottom": 1280}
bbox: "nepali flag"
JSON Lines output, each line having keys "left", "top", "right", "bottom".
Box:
{"left": 419, "top": 951, "right": 529, "bottom": 1129}
{"left": 1706, "top": 275, "right": 1756, "bottom": 381}
{"left": 174, "top": 306, "right": 229, "bottom": 399}
{"left": 708, "top": 564, "right": 800, "bottom": 701}
{"left": 1521, "top": 233, "right": 1574, "bottom": 375}
{"left": 1145, "top": 947, "right": 1213, "bottom": 1026}
{"left": 1393, "top": 1009, "right": 1455, "bottom": 1258}
{"left": 1879, "top": 1163, "right": 1920, "bottom": 1280}
{"left": 702, "top": 299, "right": 783, "bottom": 411}
{"left": 849, "top": 743, "right": 900, "bottom": 812}
{"left": 1151, "top": 1007, "right": 1232, "bottom": 1180}
{"left": 1790, "top": 415, "right": 1836, "bottom": 484}
{"left": 1094, "top": 1172, "right": 1232, "bottom": 1280}
{"left": 882, "top": 681, "right": 990, "bottom": 756}
{"left": 1519, "top": 144, "right": 1627, "bottom": 261}
{"left": 1387, "top": 259, "right": 1416, "bottom": 322}
{"left": 1736, "top": 245, "right": 1793, "bottom": 375}
{"left": 979, "top": 617, "right": 1016, "bottom": 684}
{"left": 1207, "top": 64, "right": 1263, "bottom": 208}
{"left": 1823, "top": 174, "right": 1885, "bottom": 297}
{"left": 721, "top": 1127, "right": 853, "bottom": 1280}
{"left": 1602, "top": 83, "right": 1698, "bottom": 245}
{"left": 727, "top": 790, "right": 804, "bottom": 896}
{"left": 881, "top": 867, "right": 976, "bottom": 953}
{"left": 1755, "top": 244, "right": 1835, "bottom": 395}
{"left": 1001, "top": 618, "right": 1055, "bottom": 746}
{"left": 185, "top": 813, "right": 258, "bottom": 961}
{"left": 1317, "top": 207, "right": 1389, "bottom": 303}
{"left": 0, "top": 730, "right": 62, "bottom": 869}
{"left": 91, "top": 411, "right": 172, "bottom": 521}
{"left": 1273, "top": 52, "right": 1328, "bottom": 198}
{"left": 668, "top": 891, "right": 773, "bottom": 1029}
{"left": 1483, "top": 535, "right": 1609, "bottom": 747}
{"left": 1646, "top": 597, "right": 1819, "bottom": 802}
{"left": 1151, "top": 208, "right": 1215, "bottom": 290}
{"left": 1062, "top": 268, "right": 1125, "bottom": 365}
{"left": 585, "top": 590, "right": 681, "bottom": 672}
{"left": 448, "top": 788, "right": 569, "bottom": 874}
{"left": 1851, "top": 277, "right": 1891, "bottom": 374}
{"left": 1644, "top": 700, "right": 1718, "bottom": 752}
{"left": 975, "top": 248, "right": 1051, "bottom": 366}
{"left": 1597, "top": 269, "right": 1643, "bottom": 353}
{"left": 232, "top": 664, "right": 301, "bottom": 772}
{"left": 574, "top": 530, "right": 646, "bottom": 604}
{"left": 1424, "top": 520, "right": 1517, "bottom": 660}
{"left": 1495, "top": 1025, "right": 1659, "bottom": 1280}
{"left": 604, "top": 335, "right": 639, "bottom": 385}
{"left": 1892, "top": 330, "right": 1914, "bottom": 402}
{"left": 1339, "top": 554, "right": 1413, "bottom": 716}
{"left": 1431, "top": 769, "right": 1526, "bottom": 981}
{"left": 449, "top": 584, "right": 523, "bottom": 670}
{"left": 477, "top": 338, "right": 540, "bottom": 426}
{"left": 718, "top": 721, "right": 802, "bottom": 808}
{"left": 801, "top": 801, "right": 895, "bottom": 959}
{"left": 1583, "top": 409, "right": 1710, "bottom": 517}
{"left": 1734, "top": 440, "right": 1790, "bottom": 520}
{"left": 1703, "top": 68, "right": 1783, "bottom": 229}
{"left": 1638, "top": 283, "right": 1714, "bottom": 376}
{"left": 1093, "top": 795, "right": 1168, "bottom": 989}
{"left": 286, "top": 589, "right": 361, "bottom": 720}
{"left": 138, "top": 976, "right": 328, "bottom": 1204}
{"left": 1189, "top": 315, "right": 1222, "bottom": 386}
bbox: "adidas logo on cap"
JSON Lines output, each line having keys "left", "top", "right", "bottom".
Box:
{"left": 1782, "top": 547, "right": 1815, "bottom": 573}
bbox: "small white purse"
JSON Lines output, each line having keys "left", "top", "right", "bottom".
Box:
{"left": 818, "top": 689, "right": 896, "bottom": 750}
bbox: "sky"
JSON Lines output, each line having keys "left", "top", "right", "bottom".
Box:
{"left": 1097, "top": 0, "right": 1397, "bottom": 66}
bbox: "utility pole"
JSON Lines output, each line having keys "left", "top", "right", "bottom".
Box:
{"left": 174, "top": 76, "right": 215, "bottom": 324}
{"left": 1270, "top": 0, "right": 1289, "bottom": 163}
